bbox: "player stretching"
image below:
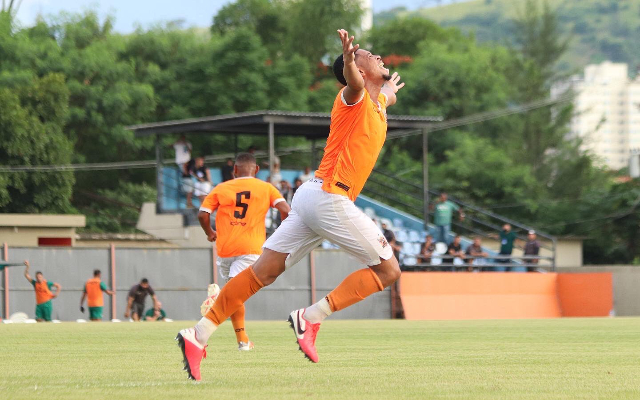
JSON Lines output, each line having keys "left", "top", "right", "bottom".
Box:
{"left": 177, "top": 29, "right": 404, "bottom": 380}
{"left": 187, "top": 152, "right": 290, "bottom": 357}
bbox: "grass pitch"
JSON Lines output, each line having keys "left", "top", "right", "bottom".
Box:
{"left": 1, "top": 318, "right": 639, "bottom": 399}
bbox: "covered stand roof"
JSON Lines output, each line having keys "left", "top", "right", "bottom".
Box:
{"left": 127, "top": 110, "right": 442, "bottom": 138}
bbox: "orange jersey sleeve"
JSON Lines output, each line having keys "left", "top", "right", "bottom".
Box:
{"left": 315, "top": 88, "right": 388, "bottom": 201}
{"left": 208, "top": 178, "right": 284, "bottom": 258}
{"left": 200, "top": 190, "right": 220, "bottom": 214}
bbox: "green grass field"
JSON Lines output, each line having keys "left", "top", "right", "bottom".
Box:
{"left": 1, "top": 318, "right": 639, "bottom": 399}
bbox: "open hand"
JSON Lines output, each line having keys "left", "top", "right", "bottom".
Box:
{"left": 385, "top": 72, "right": 405, "bottom": 94}
{"left": 338, "top": 29, "right": 359, "bottom": 65}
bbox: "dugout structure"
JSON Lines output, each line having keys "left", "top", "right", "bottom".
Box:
{"left": 126, "top": 110, "right": 441, "bottom": 222}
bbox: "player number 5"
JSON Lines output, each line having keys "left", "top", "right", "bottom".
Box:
{"left": 234, "top": 191, "right": 250, "bottom": 219}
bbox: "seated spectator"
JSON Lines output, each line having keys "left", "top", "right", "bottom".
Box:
{"left": 182, "top": 158, "right": 196, "bottom": 208}
{"left": 465, "top": 237, "right": 489, "bottom": 271}
{"left": 381, "top": 222, "right": 401, "bottom": 261}
{"left": 193, "top": 157, "right": 212, "bottom": 202}
{"left": 144, "top": 301, "right": 166, "bottom": 321}
{"left": 292, "top": 178, "right": 303, "bottom": 196}
{"left": 419, "top": 235, "right": 435, "bottom": 264}
{"left": 447, "top": 235, "right": 465, "bottom": 270}
{"left": 524, "top": 230, "right": 541, "bottom": 272}
{"left": 280, "top": 180, "right": 293, "bottom": 204}
{"left": 299, "top": 166, "right": 313, "bottom": 182}
{"left": 221, "top": 158, "right": 234, "bottom": 182}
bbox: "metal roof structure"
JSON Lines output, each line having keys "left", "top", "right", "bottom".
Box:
{"left": 126, "top": 110, "right": 443, "bottom": 138}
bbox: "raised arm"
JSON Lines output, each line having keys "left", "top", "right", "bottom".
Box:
{"left": 23, "top": 261, "right": 32, "bottom": 282}
{"left": 275, "top": 201, "right": 291, "bottom": 221}
{"left": 337, "top": 29, "right": 364, "bottom": 105}
{"left": 381, "top": 72, "right": 405, "bottom": 108}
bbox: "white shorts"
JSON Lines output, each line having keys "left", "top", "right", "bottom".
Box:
{"left": 182, "top": 177, "right": 194, "bottom": 194}
{"left": 263, "top": 178, "right": 393, "bottom": 268}
{"left": 194, "top": 181, "right": 212, "bottom": 197}
{"left": 218, "top": 254, "right": 260, "bottom": 281}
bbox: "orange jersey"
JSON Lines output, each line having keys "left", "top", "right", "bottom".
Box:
{"left": 200, "top": 177, "right": 285, "bottom": 258}
{"left": 34, "top": 280, "right": 53, "bottom": 305}
{"left": 85, "top": 278, "right": 106, "bottom": 307}
{"left": 315, "top": 88, "right": 388, "bottom": 201}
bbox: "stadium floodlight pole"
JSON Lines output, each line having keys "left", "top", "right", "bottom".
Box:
{"left": 422, "top": 128, "right": 430, "bottom": 228}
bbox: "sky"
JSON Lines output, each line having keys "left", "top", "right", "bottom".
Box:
{"left": 15, "top": 0, "right": 461, "bottom": 33}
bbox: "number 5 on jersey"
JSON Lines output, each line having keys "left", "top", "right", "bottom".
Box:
{"left": 235, "top": 191, "right": 250, "bottom": 219}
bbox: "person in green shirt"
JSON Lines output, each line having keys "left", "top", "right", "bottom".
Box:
{"left": 144, "top": 301, "right": 166, "bottom": 321}
{"left": 430, "top": 192, "right": 464, "bottom": 244}
{"left": 498, "top": 224, "right": 518, "bottom": 271}
{"left": 23, "top": 261, "right": 61, "bottom": 322}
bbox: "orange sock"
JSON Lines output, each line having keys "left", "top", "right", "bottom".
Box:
{"left": 231, "top": 304, "right": 249, "bottom": 343}
{"left": 326, "top": 268, "right": 384, "bottom": 312}
{"left": 205, "top": 267, "right": 264, "bottom": 326}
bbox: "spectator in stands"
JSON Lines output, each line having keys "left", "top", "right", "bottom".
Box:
{"left": 268, "top": 156, "right": 282, "bottom": 188}
{"left": 447, "top": 235, "right": 465, "bottom": 270}
{"left": 465, "top": 237, "right": 489, "bottom": 271}
{"left": 299, "top": 166, "right": 314, "bottom": 182}
{"left": 125, "top": 278, "right": 159, "bottom": 321}
{"left": 182, "top": 158, "right": 196, "bottom": 208}
{"left": 419, "top": 234, "right": 435, "bottom": 265}
{"left": 280, "top": 180, "right": 294, "bottom": 204}
{"left": 292, "top": 178, "right": 303, "bottom": 196}
{"left": 381, "top": 221, "right": 402, "bottom": 261}
{"left": 524, "top": 230, "right": 541, "bottom": 272}
{"left": 144, "top": 301, "right": 166, "bottom": 321}
{"left": 193, "top": 157, "right": 213, "bottom": 202}
{"left": 497, "top": 224, "right": 517, "bottom": 271}
{"left": 172, "top": 134, "right": 192, "bottom": 172}
{"left": 221, "top": 158, "right": 234, "bottom": 182}
{"left": 431, "top": 192, "right": 464, "bottom": 244}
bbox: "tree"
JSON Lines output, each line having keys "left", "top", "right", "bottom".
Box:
{"left": 0, "top": 73, "right": 75, "bottom": 213}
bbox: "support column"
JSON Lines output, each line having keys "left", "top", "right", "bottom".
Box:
{"left": 3, "top": 243, "right": 9, "bottom": 320}
{"left": 155, "top": 134, "right": 164, "bottom": 213}
{"left": 310, "top": 139, "right": 317, "bottom": 169}
{"left": 110, "top": 244, "right": 116, "bottom": 321}
{"left": 268, "top": 120, "right": 275, "bottom": 183}
{"left": 422, "top": 128, "right": 430, "bottom": 227}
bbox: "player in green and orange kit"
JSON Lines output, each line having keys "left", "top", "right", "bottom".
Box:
{"left": 80, "top": 269, "right": 115, "bottom": 321}
{"left": 23, "top": 261, "right": 61, "bottom": 322}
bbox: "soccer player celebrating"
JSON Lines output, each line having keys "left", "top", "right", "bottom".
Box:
{"left": 80, "top": 269, "right": 115, "bottom": 321}
{"left": 23, "top": 261, "right": 61, "bottom": 322}
{"left": 193, "top": 152, "right": 290, "bottom": 353}
{"left": 177, "top": 29, "right": 404, "bottom": 380}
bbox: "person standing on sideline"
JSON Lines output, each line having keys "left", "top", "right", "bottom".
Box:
{"left": 176, "top": 28, "right": 405, "bottom": 381}
{"left": 524, "top": 230, "right": 541, "bottom": 272}
{"left": 431, "top": 192, "right": 464, "bottom": 244}
{"left": 193, "top": 157, "right": 213, "bottom": 203}
{"left": 80, "top": 269, "right": 115, "bottom": 321}
{"left": 125, "top": 278, "right": 159, "bottom": 321}
{"left": 221, "top": 158, "right": 234, "bottom": 182}
{"left": 299, "top": 166, "right": 314, "bottom": 182}
{"left": 23, "top": 261, "right": 60, "bottom": 322}
{"left": 497, "top": 224, "right": 517, "bottom": 271}
{"left": 172, "top": 134, "right": 192, "bottom": 172}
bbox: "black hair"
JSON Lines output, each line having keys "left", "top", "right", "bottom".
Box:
{"left": 235, "top": 152, "right": 256, "bottom": 165}
{"left": 35, "top": 271, "right": 43, "bottom": 276}
{"left": 332, "top": 54, "right": 347, "bottom": 86}
{"left": 141, "top": 278, "right": 149, "bottom": 284}
{"left": 94, "top": 269, "right": 101, "bottom": 277}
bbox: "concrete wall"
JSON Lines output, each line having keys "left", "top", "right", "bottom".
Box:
{"left": 0, "top": 247, "right": 390, "bottom": 321}
{"left": 0, "top": 227, "right": 78, "bottom": 247}
{"left": 0, "top": 214, "right": 85, "bottom": 247}
{"left": 564, "top": 266, "right": 640, "bottom": 316}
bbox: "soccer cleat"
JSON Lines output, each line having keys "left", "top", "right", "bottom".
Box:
{"left": 288, "top": 308, "right": 320, "bottom": 363}
{"left": 238, "top": 341, "right": 255, "bottom": 351}
{"left": 175, "top": 328, "right": 207, "bottom": 381}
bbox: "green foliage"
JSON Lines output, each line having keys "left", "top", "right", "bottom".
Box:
{"left": 0, "top": 73, "right": 75, "bottom": 213}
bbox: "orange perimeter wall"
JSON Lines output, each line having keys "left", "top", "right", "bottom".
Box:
{"left": 399, "top": 272, "right": 612, "bottom": 320}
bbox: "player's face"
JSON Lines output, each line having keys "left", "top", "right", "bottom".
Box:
{"left": 36, "top": 273, "right": 44, "bottom": 283}
{"left": 140, "top": 282, "right": 149, "bottom": 289}
{"left": 355, "top": 50, "right": 391, "bottom": 82}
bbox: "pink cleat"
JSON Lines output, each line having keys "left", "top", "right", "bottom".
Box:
{"left": 176, "top": 328, "right": 207, "bottom": 381}
{"left": 288, "top": 309, "right": 321, "bottom": 363}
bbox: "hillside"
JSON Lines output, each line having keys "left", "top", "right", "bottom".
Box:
{"left": 376, "top": 0, "right": 640, "bottom": 74}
